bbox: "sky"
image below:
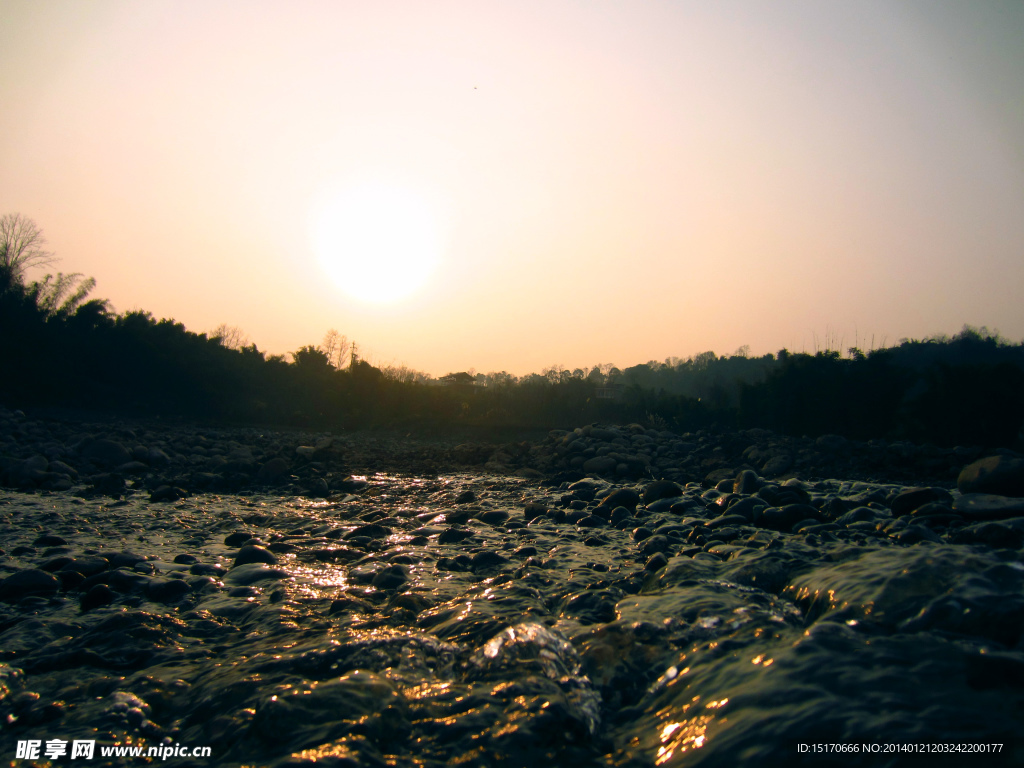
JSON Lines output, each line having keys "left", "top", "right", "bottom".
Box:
{"left": 2, "top": 0, "right": 1023, "bottom": 376}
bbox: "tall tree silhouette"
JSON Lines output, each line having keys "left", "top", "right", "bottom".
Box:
{"left": 0, "top": 214, "right": 57, "bottom": 281}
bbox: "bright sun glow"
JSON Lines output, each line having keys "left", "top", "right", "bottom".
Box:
{"left": 309, "top": 182, "right": 443, "bottom": 304}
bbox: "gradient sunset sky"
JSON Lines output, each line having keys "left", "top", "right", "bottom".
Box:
{"left": 2, "top": 0, "right": 1022, "bottom": 375}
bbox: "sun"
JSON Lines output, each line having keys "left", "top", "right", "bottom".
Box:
{"left": 309, "top": 181, "right": 443, "bottom": 304}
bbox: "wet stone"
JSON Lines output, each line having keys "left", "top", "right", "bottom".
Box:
{"left": 146, "top": 578, "right": 191, "bottom": 604}
{"left": 891, "top": 486, "right": 954, "bottom": 516}
{"left": 0, "top": 570, "right": 60, "bottom": 601}
{"left": 109, "top": 551, "right": 147, "bottom": 569}
{"left": 234, "top": 545, "right": 278, "bottom": 567}
{"left": 81, "top": 584, "right": 117, "bottom": 612}
{"left": 958, "top": 455, "right": 1024, "bottom": 497}
{"left": 954, "top": 493, "right": 1024, "bottom": 520}
{"left": 438, "top": 527, "right": 474, "bottom": 544}
{"left": 189, "top": 562, "right": 226, "bottom": 577}
{"left": 60, "top": 557, "right": 109, "bottom": 577}
{"left": 224, "top": 563, "right": 290, "bottom": 584}
{"left": 370, "top": 564, "right": 410, "bottom": 589}
{"left": 224, "top": 531, "right": 254, "bottom": 546}
{"left": 643, "top": 480, "right": 683, "bottom": 505}
{"left": 32, "top": 534, "right": 68, "bottom": 547}
{"left": 344, "top": 523, "right": 392, "bottom": 540}
{"left": 603, "top": 488, "right": 641, "bottom": 510}
{"left": 471, "top": 551, "right": 510, "bottom": 569}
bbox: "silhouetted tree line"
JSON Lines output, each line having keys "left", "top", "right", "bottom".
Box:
{"left": 2, "top": 216, "right": 1022, "bottom": 446}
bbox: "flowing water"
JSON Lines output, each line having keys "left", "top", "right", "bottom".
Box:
{"left": 1, "top": 473, "right": 1022, "bottom": 767}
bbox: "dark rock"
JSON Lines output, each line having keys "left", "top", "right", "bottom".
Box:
{"left": 471, "top": 551, "right": 510, "bottom": 569}
{"left": 603, "top": 488, "right": 641, "bottom": 511}
{"left": 80, "top": 570, "right": 151, "bottom": 593}
{"left": 707, "top": 514, "right": 749, "bottom": 529}
{"left": 733, "top": 470, "right": 760, "bottom": 494}
{"left": 173, "top": 554, "right": 199, "bottom": 565}
{"left": 758, "top": 483, "right": 811, "bottom": 507}
{"left": 894, "top": 525, "right": 944, "bottom": 545}
{"left": 704, "top": 468, "right": 735, "bottom": 487}
{"left": 150, "top": 485, "right": 188, "bottom": 503}
{"left": 911, "top": 502, "right": 956, "bottom": 518}
{"left": 643, "top": 480, "right": 682, "bottom": 505}
{"left": 371, "top": 564, "right": 410, "bottom": 589}
{"left": 344, "top": 524, "right": 392, "bottom": 540}
{"left": 88, "top": 473, "right": 126, "bottom": 497}
{"left": 721, "top": 496, "right": 765, "bottom": 522}
{"left": 189, "top": 563, "right": 227, "bottom": 577}
{"left": 40, "top": 556, "right": 74, "bottom": 572}
{"left": 582, "top": 456, "right": 618, "bottom": 475}
{"left": 224, "top": 531, "right": 254, "bottom": 547}
{"left": 146, "top": 578, "right": 191, "bottom": 604}
{"left": 455, "top": 490, "right": 476, "bottom": 504}
{"left": 815, "top": 434, "right": 848, "bottom": 452}
{"left": 757, "top": 503, "right": 820, "bottom": 532}
{"left": 761, "top": 454, "right": 793, "bottom": 477}
{"left": 958, "top": 456, "right": 1024, "bottom": 497}
{"left": 56, "top": 570, "right": 85, "bottom": 590}
{"left": 523, "top": 503, "right": 547, "bottom": 520}
{"left": 477, "top": 510, "right": 509, "bottom": 525}
{"left": 116, "top": 461, "right": 150, "bottom": 475}
{"left": 60, "top": 557, "right": 109, "bottom": 577}
{"left": 0, "top": 570, "right": 60, "bottom": 601}
{"left": 83, "top": 438, "right": 131, "bottom": 467}
{"left": 438, "top": 527, "right": 474, "bottom": 544}
{"left": 644, "top": 552, "right": 669, "bottom": 572}
{"left": 147, "top": 448, "right": 171, "bottom": 467}
{"left": 257, "top": 457, "right": 291, "bottom": 483}
{"left": 632, "top": 527, "right": 653, "bottom": 543}
{"left": 303, "top": 478, "right": 329, "bottom": 498}
{"left": 224, "top": 564, "right": 290, "bottom": 585}
{"left": 234, "top": 545, "right": 278, "bottom": 567}
{"left": 891, "top": 487, "right": 954, "bottom": 517}
{"left": 951, "top": 521, "right": 1024, "bottom": 549}
{"left": 81, "top": 584, "right": 117, "bottom": 611}
{"left": 639, "top": 535, "right": 672, "bottom": 555}
{"left": 108, "top": 551, "right": 147, "bottom": 569}
{"left": 32, "top": 534, "right": 68, "bottom": 547}
{"left": 610, "top": 507, "right": 633, "bottom": 525}
{"left": 954, "top": 494, "right": 1024, "bottom": 520}
{"left": 310, "top": 546, "right": 363, "bottom": 563}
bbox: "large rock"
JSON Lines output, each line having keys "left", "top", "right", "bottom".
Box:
{"left": 82, "top": 438, "right": 132, "bottom": 467}
{"left": 891, "top": 487, "right": 954, "bottom": 517}
{"left": 603, "top": 487, "right": 641, "bottom": 511}
{"left": 582, "top": 456, "right": 617, "bottom": 475}
{"left": 958, "top": 456, "right": 1024, "bottom": 497}
{"left": 258, "top": 460, "right": 290, "bottom": 483}
{"left": 953, "top": 493, "right": 1024, "bottom": 520}
{"left": 0, "top": 570, "right": 60, "bottom": 601}
{"left": 642, "top": 480, "right": 682, "bottom": 505}
{"left": 761, "top": 454, "right": 793, "bottom": 477}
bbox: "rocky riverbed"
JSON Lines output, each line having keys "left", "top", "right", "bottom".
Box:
{"left": 2, "top": 408, "right": 1024, "bottom": 766}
